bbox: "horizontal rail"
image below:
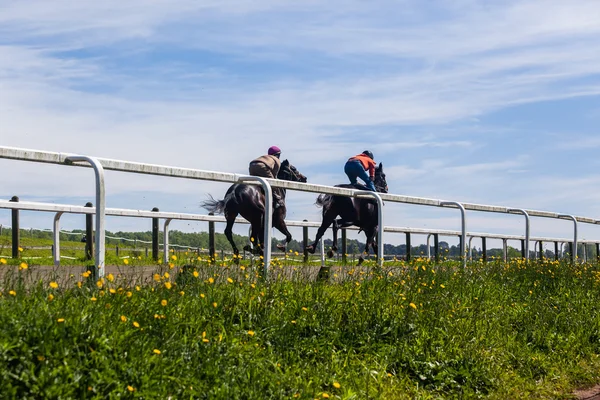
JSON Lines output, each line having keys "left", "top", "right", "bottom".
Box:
{"left": 1, "top": 200, "right": 595, "bottom": 245}
{"left": 1, "top": 146, "right": 598, "bottom": 225}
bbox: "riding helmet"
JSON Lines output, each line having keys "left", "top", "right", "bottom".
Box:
{"left": 268, "top": 146, "right": 281, "bottom": 156}
{"left": 362, "top": 150, "right": 374, "bottom": 160}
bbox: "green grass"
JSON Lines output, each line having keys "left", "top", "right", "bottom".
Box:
{"left": 2, "top": 256, "right": 600, "bottom": 399}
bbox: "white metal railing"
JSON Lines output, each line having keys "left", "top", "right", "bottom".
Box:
{"left": 1, "top": 146, "right": 599, "bottom": 276}
{"left": 1, "top": 199, "right": 596, "bottom": 268}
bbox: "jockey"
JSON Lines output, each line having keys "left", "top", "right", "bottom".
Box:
{"left": 345, "top": 150, "right": 376, "bottom": 191}
{"left": 249, "top": 146, "right": 285, "bottom": 208}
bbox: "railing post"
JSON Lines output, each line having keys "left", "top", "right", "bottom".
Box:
{"left": 596, "top": 243, "right": 600, "bottom": 263}
{"left": 208, "top": 212, "right": 216, "bottom": 261}
{"left": 434, "top": 233, "right": 440, "bottom": 263}
{"left": 482, "top": 237, "right": 487, "bottom": 262}
{"left": 152, "top": 207, "right": 160, "bottom": 261}
{"left": 503, "top": 239, "right": 508, "bottom": 261}
{"left": 65, "top": 155, "right": 105, "bottom": 278}
{"left": 10, "top": 196, "right": 19, "bottom": 258}
{"left": 354, "top": 191, "right": 384, "bottom": 268}
{"left": 521, "top": 239, "right": 526, "bottom": 259}
{"left": 237, "top": 176, "right": 273, "bottom": 277}
{"left": 441, "top": 201, "right": 467, "bottom": 268}
{"left": 405, "top": 232, "right": 412, "bottom": 262}
{"left": 85, "top": 202, "right": 94, "bottom": 260}
{"left": 53, "top": 212, "right": 64, "bottom": 267}
{"left": 558, "top": 214, "right": 577, "bottom": 263}
{"left": 426, "top": 234, "right": 432, "bottom": 259}
{"left": 555, "top": 242, "right": 559, "bottom": 261}
{"left": 163, "top": 219, "right": 173, "bottom": 265}
{"left": 468, "top": 236, "right": 474, "bottom": 260}
{"left": 302, "top": 220, "right": 309, "bottom": 264}
{"left": 508, "top": 209, "right": 530, "bottom": 261}
{"left": 341, "top": 228, "right": 347, "bottom": 264}
{"left": 568, "top": 242, "right": 573, "bottom": 259}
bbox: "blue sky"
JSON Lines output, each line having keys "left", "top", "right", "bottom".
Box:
{"left": 1, "top": 0, "right": 600, "bottom": 248}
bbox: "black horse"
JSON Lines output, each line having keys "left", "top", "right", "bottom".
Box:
{"left": 202, "top": 160, "right": 307, "bottom": 256}
{"left": 306, "top": 163, "right": 388, "bottom": 264}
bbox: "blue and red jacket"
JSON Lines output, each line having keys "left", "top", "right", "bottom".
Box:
{"left": 348, "top": 154, "right": 376, "bottom": 179}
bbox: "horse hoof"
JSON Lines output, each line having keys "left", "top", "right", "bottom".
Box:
{"left": 276, "top": 243, "right": 286, "bottom": 251}
{"left": 327, "top": 250, "right": 334, "bottom": 258}
{"left": 243, "top": 245, "right": 252, "bottom": 253}
{"left": 305, "top": 245, "right": 315, "bottom": 254}
{"left": 357, "top": 257, "right": 364, "bottom": 266}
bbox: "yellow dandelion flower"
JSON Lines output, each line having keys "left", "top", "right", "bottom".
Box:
{"left": 109, "top": 288, "right": 116, "bottom": 294}
{"left": 440, "top": 284, "right": 445, "bottom": 288}
{"left": 200, "top": 293, "right": 205, "bottom": 298}
{"left": 9, "top": 290, "right": 16, "bottom": 296}
{"left": 153, "top": 273, "right": 160, "bottom": 282}
{"left": 126, "top": 291, "right": 132, "bottom": 298}
{"left": 123, "top": 259, "right": 129, "bottom": 265}
{"left": 18, "top": 247, "right": 23, "bottom": 252}
{"left": 212, "top": 302, "right": 218, "bottom": 308}
{"left": 0, "top": 258, "right": 6, "bottom": 264}
{"left": 90, "top": 297, "right": 97, "bottom": 301}
{"left": 409, "top": 302, "right": 417, "bottom": 310}
{"left": 202, "top": 338, "right": 209, "bottom": 343}
{"left": 82, "top": 271, "right": 91, "bottom": 278}
{"left": 322, "top": 393, "right": 330, "bottom": 398}
{"left": 164, "top": 282, "right": 172, "bottom": 290}
{"left": 47, "top": 294, "right": 54, "bottom": 301}
{"left": 76, "top": 281, "right": 82, "bottom": 288}
{"left": 247, "top": 330, "right": 255, "bottom": 337}
{"left": 127, "top": 386, "right": 135, "bottom": 392}
{"left": 193, "top": 270, "right": 199, "bottom": 278}
{"left": 120, "top": 315, "right": 127, "bottom": 323}
{"left": 57, "top": 318, "right": 65, "bottom": 323}
{"left": 227, "top": 277, "right": 233, "bottom": 283}
{"left": 133, "top": 321, "right": 140, "bottom": 328}
{"left": 161, "top": 299, "right": 168, "bottom": 307}
{"left": 96, "top": 280, "right": 103, "bottom": 289}
{"left": 153, "top": 349, "right": 161, "bottom": 355}
{"left": 138, "top": 256, "right": 142, "bottom": 260}
{"left": 135, "top": 285, "right": 141, "bottom": 291}
{"left": 294, "top": 251, "right": 299, "bottom": 256}
{"left": 333, "top": 382, "right": 341, "bottom": 389}
{"left": 208, "top": 277, "right": 214, "bottom": 284}
{"left": 107, "top": 273, "right": 115, "bottom": 282}
{"left": 164, "top": 272, "right": 170, "bottom": 279}
{"left": 179, "top": 291, "right": 185, "bottom": 296}
{"left": 291, "top": 320, "right": 296, "bottom": 324}
{"left": 49, "top": 281, "right": 58, "bottom": 289}
{"left": 168, "top": 262, "right": 175, "bottom": 269}
{"left": 302, "top": 307, "right": 308, "bottom": 311}
{"left": 251, "top": 283, "right": 256, "bottom": 289}
{"left": 171, "top": 255, "right": 177, "bottom": 261}
{"left": 37, "top": 355, "right": 45, "bottom": 361}
{"left": 19, "top": 262, "right": 28, "bottom": 270}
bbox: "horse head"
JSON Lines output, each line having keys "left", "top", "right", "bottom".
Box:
{"left": 374, "top": 162, "right": 388, "bottom": 193}
{"left": 278, "top": 159, "right": 308, "bottom": 183}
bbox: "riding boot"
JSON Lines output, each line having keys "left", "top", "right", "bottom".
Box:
{"left": 273, "top": 188, "right": 285, "bottom": 209}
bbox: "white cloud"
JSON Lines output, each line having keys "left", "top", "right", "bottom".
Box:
{"left": 1, "top": 0, "right": 600, "bottom": 241}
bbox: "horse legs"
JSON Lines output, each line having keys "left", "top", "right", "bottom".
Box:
{"left": 272, "top": 211, "right": 292, "bottom": 251}
{"left": 306, "top": 209, "right": 338, "bottom": 254}
{"left": 327, "top": 219, "right": 341, "bottom": 258}
{"left": 224, "top": 213, "right": 239, "bottom": 257}
{"left": 358, "top": 227, "right": 377, "bottom": 266}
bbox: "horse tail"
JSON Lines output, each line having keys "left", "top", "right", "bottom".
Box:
{"left": 201, "top": 195, "right": 226, "bottom": 215}
{"left": 315, "top": 194, "right": 333, "bottom": 209}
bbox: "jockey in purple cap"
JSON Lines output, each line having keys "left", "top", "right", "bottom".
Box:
{"left": 249, "top": 146, "right": 284, "bottom": 208}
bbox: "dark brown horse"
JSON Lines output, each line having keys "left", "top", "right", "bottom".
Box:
{"left": 202, "top": 160, "right": 307, "bottom": 256}
{"left": 306, "top": 163, "right": 388, "bottom": 264}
